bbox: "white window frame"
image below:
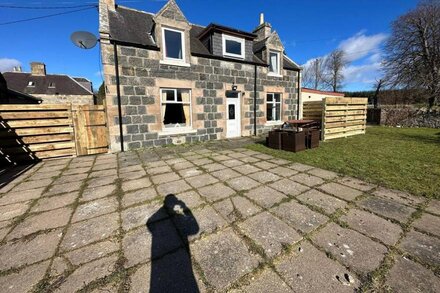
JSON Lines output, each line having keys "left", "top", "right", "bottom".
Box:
{"left": 266, "top": 93, "right": 282, "bottom": 123}
{"left": 27, "top": 81, "right": 35, "bottom": 87}
{"left": 268, "top": 50, "right": 281, "bottom": 76}
{"left": 222, "top": 34, "right": 245, "bottom": 59}
{"left": 161, "top": 27, "right": 186, "bottom": 64}
{"left": 159, "top": 88, "right": 193, "bottom": 134}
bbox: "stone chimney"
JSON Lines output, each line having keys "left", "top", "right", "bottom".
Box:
{"left": 253, "top": 13, "right": 272, "bottom": 41}
{"left": 30, "top": 62, "right": 46, "bottom": 76}
{"left": 12, "top": 66, "right": 22, "bottom": 72}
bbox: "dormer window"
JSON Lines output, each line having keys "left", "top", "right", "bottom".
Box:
{"left": 222, "top": 34, "right": 245, "bottom": 59}
{"left": 48, "top": 82, "right": 55, "bottom": 88}
{"left": 162, "top": 27, "right": 185, "bottom": 62}
{"left": 27, "top": 81, "right": 35, "bottom": 87}
{"left": 269, "top": 51, "right": 281, "bottom": 75}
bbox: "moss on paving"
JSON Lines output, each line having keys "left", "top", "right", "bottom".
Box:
{"left": 247, "top": 126, "right": 440, "bottom": 199}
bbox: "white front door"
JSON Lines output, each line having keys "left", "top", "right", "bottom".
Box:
{"left": 226, "top": 95, "right": 241, "bottom": 138}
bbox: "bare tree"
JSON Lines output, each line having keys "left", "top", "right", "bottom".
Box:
{"left": 302, "top": 58, "right": 325, "bottom": 89}
{"left": 373, "top": 79, "right": 383, "bottom": 108}
{"left": 383, "top": 0, "right": 440, "bottom": 108}
{"left": 324, "top": 49, "right": 347, "bottom": 92}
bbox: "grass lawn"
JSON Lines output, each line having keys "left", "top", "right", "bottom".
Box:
{"left": 247, "top": 126, "right": 440, "bottom": 199}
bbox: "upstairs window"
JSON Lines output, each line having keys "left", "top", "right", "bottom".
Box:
{"left": 27, "top": 81, "right": 35, "bottom": 87}
{"left": 269, "top": 51, "right": 281, "bottom": 75}
{"left": 48, "top": 82, "right": 55, "bottom": 88}
{"left": 222, "top": 35, "right": 245, "bottom": 59}
{"left": 162, "top": 27, "right": 185, "bottom": 62}
{"left": 161, "top": 88, "right": 191, "bottom": 129}
{"left": 267, "top": 93, "right": 282, "bottom": 122}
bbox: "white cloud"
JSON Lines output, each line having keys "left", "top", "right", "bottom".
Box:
{"left": 302, "top": 31, "right": 387, "bottom": 89}
{"left": 338, "top": 31, "right": 387, "bottom": 62}
{"left": 0, "top": 58, "right": 21, "bottom": 72}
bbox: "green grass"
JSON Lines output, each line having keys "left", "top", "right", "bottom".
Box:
{"left": 247, "top": 126, "right": 440, "bottom": 199}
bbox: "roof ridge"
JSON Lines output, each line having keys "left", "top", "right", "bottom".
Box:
{"left": 116, "top": 4, "right": 155, "bottom": 16}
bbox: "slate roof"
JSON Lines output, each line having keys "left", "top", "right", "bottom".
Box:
{"left": 108, "top": 5, "right": 300, "bottom": 70}
{"left": 3, "top": 72, "right": 93, "bottom": 96}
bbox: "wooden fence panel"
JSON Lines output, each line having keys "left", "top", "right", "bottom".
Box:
{"left": 0, "top": 104, "right": 76, "bottom": 164}
{"left": 302, "top": 101, "right": 324, "bottom": 121}
{"left": 72, "top": 105, "right": 109, "bottom": 156}
{"left": 322, "top": 97, "right": 368, "bottom": 141}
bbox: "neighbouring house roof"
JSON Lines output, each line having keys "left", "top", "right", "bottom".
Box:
{"left": 302, "top": 88, "right": 345, "bottom": 97}
{"left": 6, "top": 89, "right": 43, "bottom": 104}
{"left": 107, "top": 5, "right": 300, "bottom": 70}
{"left": 3, "top": 72, "right": 93, "bottom": 96}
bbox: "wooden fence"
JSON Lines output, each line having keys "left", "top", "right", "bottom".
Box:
{"left": 302, "top": 97, "right": 368, "bottom": 141}
{"left": 0, "top": 104, "right": 108, "bottom": 164}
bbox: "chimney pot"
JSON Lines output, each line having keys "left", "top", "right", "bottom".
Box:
{"left": 260, "top": 13, "right": 264, "bottom": 25}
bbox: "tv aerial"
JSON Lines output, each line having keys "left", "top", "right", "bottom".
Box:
{"left": 70, "top": 31, "right": 98, "bottom": 49}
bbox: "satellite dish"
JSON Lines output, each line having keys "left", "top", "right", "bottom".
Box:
{"left": 70, "top": 31, "right": 98, "bottom": 49}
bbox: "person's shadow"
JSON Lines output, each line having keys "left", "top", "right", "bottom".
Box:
{"left": 147, "top": 194, "right": 200, "bottom": 293}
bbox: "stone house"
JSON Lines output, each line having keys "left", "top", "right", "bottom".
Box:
{"left": 99, "top": 0, "right": 301, "bottom": 152}
{"left": 3, "top": 62, "right": 94, "bottom": 105}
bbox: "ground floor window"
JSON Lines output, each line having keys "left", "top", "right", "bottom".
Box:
{"left": 161, "top": 88, "right": 191, "bottom": 129}
{"left": 266, "top": 93, "right": 282, "bottom": 121}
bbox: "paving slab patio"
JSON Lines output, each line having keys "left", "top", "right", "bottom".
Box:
{"left": 0, "top": 141, "right": 438, "bottom": 292}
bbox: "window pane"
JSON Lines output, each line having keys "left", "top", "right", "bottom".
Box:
{"left": 269, "top": 52, "right": 278, "bottom": 73}
{"left": 267, "top": 103, "right": 273, "bottom": 121}
{"left": 164, "top": 29, "right": 183, "bottom": 59}
{"left": 274, "top": 93, "right": 281, "bottom": 102}
{"left": 225, "top": 39, "right": 242, "bottom": 55}
{"left": 275, "top": 103, "right": 281, "bottom": 120}
{"left": 267, "top": 93, "right": 273, "bottom": 102}
{"left": 163, "top": 103, "right": 187, "bottom": 125}
{"left": 178, "top": 89, "right": 191, "bottom": 103}
{"left": 228, "top": 104, "right": 235, "bottom": 120}
{"left": 162, "top": 89, "right": 175, "bottom": 101}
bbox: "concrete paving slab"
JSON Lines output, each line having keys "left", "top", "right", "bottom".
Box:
{"left": 290, "top": 173, "right": 324, "bottom": 187}
{"left": 175, "top": 191, "right": 205, "bottom": 209}
{"left": 13, "top": 179, "right": 53, "bottom": 192}
{"left": 122, "top": 220, "right": 182, "bottom": 268}
{"left": 287, "top": 163, "right": 314, "bottom": 172}
{"left": 235, "top": 268, "right": 292, "bottom": 293}
{"left": 297, "top": 189, "right": 346, "bottom": 214}
{"left": 55, "top": 254, "right": 118, "bottom": 292}
{"left": 53, "top": 173, "right": 88, "bottom": 185}
{"left": 272, "top": 200, "right": 328, "bottom": 234}
{"left": 7, "top": 207, "right": 72, "bottom": 240}
{"left": 269, "top": 179, "right": 309, "bottom": 197}
{"left": 87, "top": 175, "right": 117, "bottom": 188}
{"left": 385, "top": 256, "right": 440, "bottom": 293}
{"left": 46, "top": 181, "right": 83, "bottom": 196}
{"left": 81, "top": 185, "right": 116, "bottom": 202}
{"left": 340, "top": 208, "right": 402, "bottom": 246}
{"left": 413, "top": 213, "right": 440, "bottom": 237}
{"left": 186, "top": 174, "right": 219, "bottom": 188}
{"left": 122, "top": 187, "right": 158, "bottom": 208}
{"left": 122, "top": 177, "right": 152, "bottom": 192}
{"left": 119, "top": 170, "right": 146, "bottom": 181}
{"left": 202, "top": 163, "right": 227, "bottom": 172}
{"left": 177, "top": 167, "right": 203, "bottom": 178}
{"left": 318, "top": 182, "right": 363, "bottom": 201}
{"left": 210, "top": 168, "right": 241, "bottom": 181}
{"left": 244, "top": 186, "right": 288, "bottom": 209}
{"left": 238, "top": 212, "right": 302, "bottom": 258}
{"left": 72, "top": 197, "right": 118, "bottom": 223}
{"left": 213, "top": 196, "right": 261, "bottom": 223}
{"left": 248, "top": 170, "right": 281, "bottom": 184}
{"left": 227, "top": 176, "right": 261, "bottom": 191}
{"left": 426, "top": 199, "right": 440, "bottom": 216}
{"left": 0, "top": 187, "right": 45, "bottom": 206}
{"left": 61, "top": 213, "right": 119, "bottom": 252}
{"left": 373, "top": 187, "right": 425, "bottom": 207}
{"left": 198, "top": 182, "right": 235, "bottom": 202}
{"left": 275, "top": 241, "right": 360, "bottom": 292}
{"left": 65, "top": 239, "right": 119, "bottom": 266}
{"left": 0, "top": 201, "right": 30, "bottom": 222}
{"left": 147, "top": 165, "right": 173, "bottom": 176}
{"left": 312, "top": 222, "right": 388, "bottom": 275}
{"left": 400, "top": 230, "right": 440, "bottom": 267}
{"left": 0, "top": 229, "right": 61, "bottom": 271}
{"left": 269, "top": 166, "right": 299, "bottom": 177}
{"left": 337, "top": 177, "right": 375, "bottom": 191}
{"left": 156, "top": 180, "right": 192, "bottom": 196}
{"left": 307, "top": 168, "right": 338, "bottom": 180}
{"left": 0, "top": 260, "right": 49, "bottom": 293}
{"left": 222, "top": 159, "right": 245, "bottom": 168}
{"left": 232, "top": 164, "right": 261, "bottom": 175}
{"left": 357, "top": 196, "right": 416, "bottom": 223}
{"left": 151, "top": 172, "right": 180, "bottom": 185}
{"left": 121, "top": 202, "right": 167, "bottom": 231}
{"left": 191, "top": 228, "right": 261, "bottom": 290}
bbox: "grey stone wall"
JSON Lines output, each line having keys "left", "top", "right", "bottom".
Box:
{"left": 34, "top": 94, "right": 94, "bottom": 105}
{"left": 104, "top": 44, "right": 298, "bottom": 150}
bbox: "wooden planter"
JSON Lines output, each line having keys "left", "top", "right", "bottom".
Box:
{"left": 281, "top": 131, "right": 306, "bottom": 152}
{"left": 306, "top": 129, "right": 320, "bottom": 149}
{"left": 268, "top": 130, "right": 283, "bottom": 150}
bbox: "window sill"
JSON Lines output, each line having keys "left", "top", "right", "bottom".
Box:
{"left": 268, "top": 73, "right": 283, "bottom": 78}
{"left": 158, "top": 128, "right": 197, "bottom": 136}
{"left": 160, "top": 60, "right": 191, "bottom": 67}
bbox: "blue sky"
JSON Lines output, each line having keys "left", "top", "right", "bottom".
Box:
{"left": 0, "top": 0, "right": 418, "bottom": 91}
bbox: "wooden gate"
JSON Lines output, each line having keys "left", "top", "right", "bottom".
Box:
{"left": 72, "top": 105, "right": 109, "bottom": 156}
